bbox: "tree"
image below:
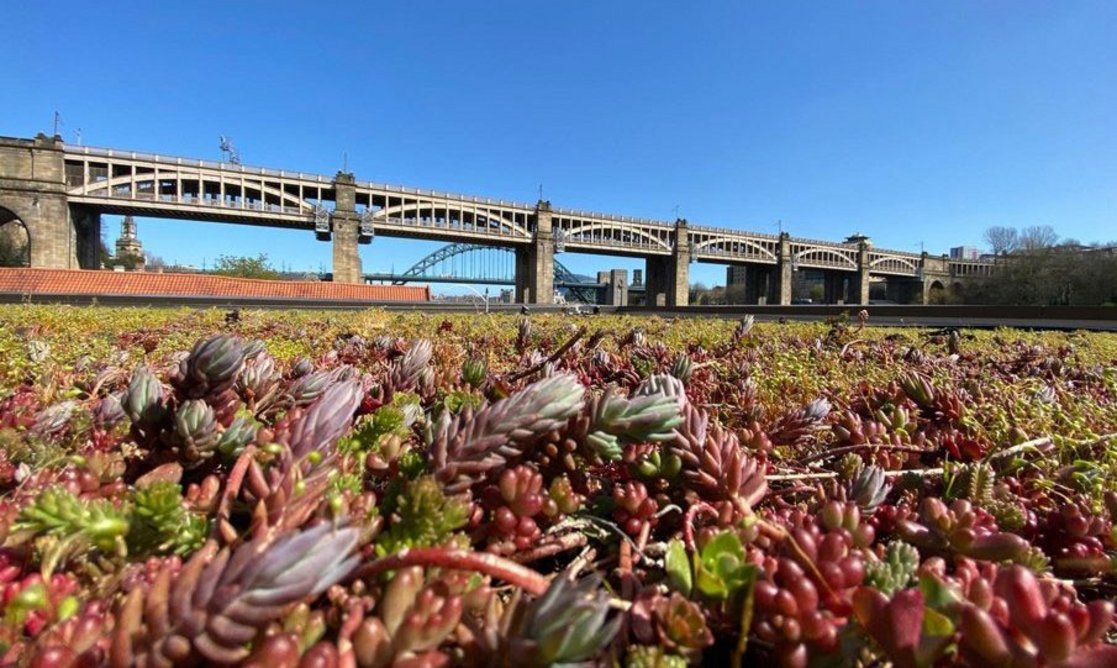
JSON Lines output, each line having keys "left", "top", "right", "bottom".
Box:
{"left": 213, "top": 253, "right": 282, "bottom": 280}
{"left": 983, "top": 226, "right": 1018, "bottom": 256}
{"left": 1018, "top": 225, "right": 1059, "bottom": 252}
{"left": 113, "top": 253, "right": 144, "bottom": 271}
{"left": 144, "top": 251, "right": 166, "bottom": 271}
{"left": 0, "top": 222, "right": 29, "bottom": 267}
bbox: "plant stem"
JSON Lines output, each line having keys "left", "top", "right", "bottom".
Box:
{"left": 349, "top": 547, "right": 551, "bottom": 595}
{"left": 507, "top": 326, "right": 587, "bottom": 382}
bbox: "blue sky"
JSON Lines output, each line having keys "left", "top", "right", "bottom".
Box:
{"left": 5, "top": 1, "right": 1115, "bottom": 290}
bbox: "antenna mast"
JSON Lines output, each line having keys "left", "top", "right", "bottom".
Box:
{"left": 218, "top": 135, "right": 241, "bottom": 165}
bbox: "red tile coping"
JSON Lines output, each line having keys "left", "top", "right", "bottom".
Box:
{"left": 0, "top": 268, "right": 430, "bottom": 302}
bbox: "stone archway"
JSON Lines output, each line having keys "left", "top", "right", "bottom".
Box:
{"left": 927, "top": 280, "right": 946, "bottom": 304}
{"left": 0, "top": 206, "right": 30, "bottom": 267}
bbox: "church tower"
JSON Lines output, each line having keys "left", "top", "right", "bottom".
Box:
{"left": 114, "top": 215, "right": 145, "bottom": 270}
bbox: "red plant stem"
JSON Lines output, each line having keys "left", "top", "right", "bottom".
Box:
{"left": 683, "top": 501, "right": 720, "bottom": 552}
{"left": 337, "top": 600, "right": 365, "bottom": 668}
{"left": 217, "top": 446, "right": 256, "bottom": 521}
{"left": 349, "top": 548, "right": 551, "bottom": 596}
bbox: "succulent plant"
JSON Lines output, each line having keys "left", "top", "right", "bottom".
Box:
{"left": 122, "top": 365, "right": 166, "bottom": 427}
{"left": 388, "top": 339, "right": 433, "bottom": 395}
{"left": 111, "top": 521, "right": 360, "bottom": 665}
{"left": 237, "top": 351, "right": 282, "bottom": 412}
{"left": 849, "top": 464, "right": 891, "bottom": 512}
{"left": 377, "top": 476, "right": 468, "bottom": 556}
{"left": 585, "top": 385, "right": 683, "bottom": 461}
{"left": 351, "top": 566, "right": 464, "bottom": 666}
{"left": 511, "top": 571, "right": 622, "bottom": 666}
{"left": 462, "top": 357, "right": 488, "bottom": 388}
{"left": 768, "top": 397, "right": 831, "bottom": 446}
{"left": 215, "top": 413, "right": 258, "bottom": 458}
{"left": 669, "top": 354, "right": 694, "bottom": 384}
{"left": 30, "top": 400, "right": 77, "bottom": 437}
{"left": 286, "top": 379, "right": 363, "bottom": 463}
{"left": 5, "top": 304, "right": 1117, "bottom": 667}
{"left": 172, "top": 399, "right": 220, "bottom": 462}
{"left": 127, "top": 481, "right": 207, "bottom": 557}
{"left": 670, "top": 396, "right": 767, "bottom": 513}
{"left": 625, "top": 644, "right": 690, "bottom": 668}
{"left": 431, "top": 374, "right": 585, "bottom": 494}
{"left": 630, "top": 590, "right": 713, "bottom": 662}
{"left": 92, "top": 391, "right": 127, "bottom": 428}
{"left": 864, "top": 541, "right": 920, "bottom": 595}
{"left": 177, "top": 334, "right": 246, "bottom": 398}
{"left": 16, "top": 487, "right": 130, "bottom": 555}
{"left": 896, "top": 497, "right": 1033, "bottom": 564}
{"left": 290, "top": 356, "right": 314, "bottom": 378}
{"left": 287, "top": 368, "right": 335, "bottom": 406}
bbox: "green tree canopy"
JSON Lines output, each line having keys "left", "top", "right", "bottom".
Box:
{"left": 213, "top": 253, "right": 282, "bottom": 280}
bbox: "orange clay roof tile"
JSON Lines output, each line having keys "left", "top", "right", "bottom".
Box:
{"left": 0, "top": 268, "right": 430, "bottom": 302}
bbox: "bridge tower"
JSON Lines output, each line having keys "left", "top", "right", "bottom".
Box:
{"left": 775, "top": 232, "right": 794, "bottom": 305}
{"left": 854, "top": 239, "right": 871, "bottom": 304}
{"left": 330, "top": 171, "right": 362, "bottom": 283}
{"left": 0, "top": 134, "right": 100, "bottom": 269}
{"left": 515, "top": 200, "right": 555, "bottom": 304}
{"left": 646, "top": 219, "right": 690, "bottom": 307}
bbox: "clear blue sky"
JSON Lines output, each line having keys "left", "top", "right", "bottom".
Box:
{"left": 5, "top": 1, "right": 1115, "bottom": 290}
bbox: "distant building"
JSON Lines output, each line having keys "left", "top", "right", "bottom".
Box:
{"left": 950, "top": 246, "right": 980, "bottom": 260}
{"left": 114, "top": 215, "right": 145, "bottom": 270}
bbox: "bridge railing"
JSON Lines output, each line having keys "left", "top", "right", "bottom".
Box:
{"left": 73, "top": 186, "right": 312, "bottom": 216}
{"left": 688, "top": 223, "right": 782, "bottom": 240}
{"left": 66, "top": 145, "right": 331, "bottom": 183}
{"left": 361, "top": 182, "right": 536, "bottom": 211}
{"left": 553, "top": 208, "right": 674, "bottom": 228}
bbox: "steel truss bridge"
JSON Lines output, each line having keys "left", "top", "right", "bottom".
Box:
{"left": 0, "top": 134, "right": 997, "bottom": 306}
{"left": 364, "top": 242, "right": 602, "bottom": 302}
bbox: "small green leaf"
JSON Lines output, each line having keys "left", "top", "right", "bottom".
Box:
{"left": 919, "top": 573, "right": 963, "bottom": 610}
{"left": 694, "top": 531, "right": 749, "bottom": 600}
{"left": 665, "top": 538, "right": 692, "bottom": 597}
{"left": 922, "top": 606, "right": 954, "bottom": 637}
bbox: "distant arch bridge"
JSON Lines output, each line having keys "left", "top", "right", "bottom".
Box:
{"left": 363, "top": 242, "right": 602, "bottom": 302}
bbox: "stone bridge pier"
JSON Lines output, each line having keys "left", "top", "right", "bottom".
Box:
{"left": 0, "top": 134, "right": 100, "bottom": 269}
{"left": 328, "top": 172, "right": 363, "bottom": 283}
{"left": 644, "top": 219, "right": 691, "bottom": 307}
{"left": 514, "top": 201, "right": 555, "bottom": 304}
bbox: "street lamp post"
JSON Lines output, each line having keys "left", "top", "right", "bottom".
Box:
{"left": 453, "top": 284, "right": 489, "bottom": 313}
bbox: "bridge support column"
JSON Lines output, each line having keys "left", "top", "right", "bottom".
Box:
{"left": 330, "top": 172, "right": 362, "bottom": 283}
{"left": 605, "top": 269, "right": 628, "bottom": 306}
{"left": 0, "top": 134, "right": 76, "bottom": 269}
{"left": 775, "top": 232, "right": 793, "bottom": 305}
{"left": 646, "top": 219, "right": 690, "bottom": 307}
{"left": 853, "top": 241, "right": 871, "bottom": 305}
{"left": 823, "top": 273, "right": 845, "bottom": 304}
{"left": 70, "top": 206, "right": 102, "bottom": 269}
{"left": 516, "top": 200, "right": 554, "bottom": 304}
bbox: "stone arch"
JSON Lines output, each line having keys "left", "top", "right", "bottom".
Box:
{"left": 0, "top": 206, "right": 30, "bottom": 267}
{"left": 927, "top": 280, "right": 946, "bottom": 304}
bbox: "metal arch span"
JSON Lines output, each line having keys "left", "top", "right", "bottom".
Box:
{"left": 391, "top": 242, "right": 595, "bottom": 299}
